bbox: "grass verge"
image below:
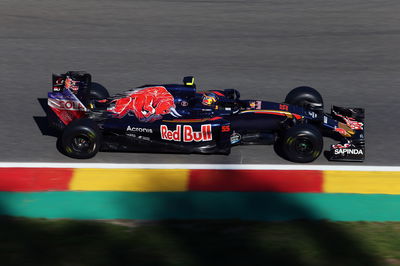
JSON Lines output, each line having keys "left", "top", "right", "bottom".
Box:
{"left": 1, "top": 217, "right": 400, "bottom": 266}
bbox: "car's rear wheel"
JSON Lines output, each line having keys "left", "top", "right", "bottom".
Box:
{"left": 90, "top": 82, "right": 110, "bottom": 100}
{"left": 60, "top": 119, "right": 102, "bottom": 159}
{"left": 285, "top": 86, "right": 323, "bottom": 113}
{"left": 87, "top": 83, "right": 110, "bottom": 109}
{"left": 278, "top": 124, "right": 323, "bottom": 163}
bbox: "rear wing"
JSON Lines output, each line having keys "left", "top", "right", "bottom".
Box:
{"left": 52, "top": 71, "right": 91, "bottom": 94}
{"left": 48, "top": 71, "right": 91, "bottom": 127}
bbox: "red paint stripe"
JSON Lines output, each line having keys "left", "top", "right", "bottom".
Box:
{"left": 189, "top": 170, "right": 323, "bottom": 192}
{"left": 211, "top": 91, "right": 225, "bottom": 96}
{"left": 0, "top": 168, "right": 73, "bottom": 192}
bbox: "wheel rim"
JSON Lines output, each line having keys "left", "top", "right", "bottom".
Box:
{"left": 294, "top": 137, "right": 313, "bottom": 155}
{"left": 71, "top": 134, "right": 94, "bottom": 154}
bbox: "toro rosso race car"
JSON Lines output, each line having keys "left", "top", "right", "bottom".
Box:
{"left": 47, "top": 71, "right": 365, "bottom": 163}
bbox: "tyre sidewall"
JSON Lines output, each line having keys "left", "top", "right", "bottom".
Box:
{"left": 90, "top": 83, "right": 110, "bottom": 100}
{"left": 284, "top": 86, "right": 323, "bottom": 110}
{"left": 61, "top": 119, "right": 102, "bottom": 159}
{"left": 281, "top": 124, "right": 323, "bottom": 163}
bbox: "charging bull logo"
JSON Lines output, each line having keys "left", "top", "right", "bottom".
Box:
{"left": 108, "top": 86, "right": 180, "bottom": 122}
{"left": 64, "top": 77, "right": 79, "bottom": 92}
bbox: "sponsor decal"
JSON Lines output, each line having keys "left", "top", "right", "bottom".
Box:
{"left": 279, "top": 104, "right": 289, "bottom": 111}
{"left": 160, "top": 124, "right": 212, "bottom": 142}
{"left": 64, "top": 77, "right": 79, "bottom": 92}
{"left": 55, "top": 77, "right": 64, "bottom": 85}
{"left": 60, "top": 101, "right": 85, "bottom": 111}
{"left": 332, "top": 143, "right": 351, "bottom": 149}
{"left": 126, "top": 126, "right": 153, "bottom": 133}
{"left": 333, "top": 111, "right": 364, "bottom": 130}
{"left": 347, "top": 119, "right": 363, "bottom": 130}
{"left": 221, "top": 125, "right": 230, "bottom": 132}
{"left": 53, "top": 77, "right": 64, "bottom": 91}
{"left": 49, "top": 99, "right": 86, "bottom": 111}
{"left": 48, "top": 89, "right": 87, "bottom": 125}
{"left": 48, "top": 101, "right": 86, "bottom": 125}
{"left": 126, "top": 133, "right": 150, "bottom": 141}
{"left": 230, "top": 132, "right": 241, "bottom": 144}
{"left": 334, "top": 148, "right": 364, "bottom": 155}
{"left": 307, "top": 110, "right": 317, "bottom": 118}
{"left": 108, "top": 86, "right": 180, "bottom": 122}
{"left": 249, "top": 101, "right": 261, "bottom": 110}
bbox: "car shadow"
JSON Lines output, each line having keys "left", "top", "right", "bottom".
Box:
{"left": 33, "top": 98, "right": 60, "bottom": 138}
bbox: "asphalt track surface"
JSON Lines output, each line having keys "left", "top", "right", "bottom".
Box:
{"left": 1, "top": 0, "right": 399, "bottom": 165}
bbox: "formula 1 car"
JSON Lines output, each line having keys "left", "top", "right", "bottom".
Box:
{"left": 47, "top": 71, "right": 365, "bottom": 162}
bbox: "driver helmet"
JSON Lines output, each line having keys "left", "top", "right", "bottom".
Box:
{"left": 202, "top": 92, "right": 218, "bottom": 106}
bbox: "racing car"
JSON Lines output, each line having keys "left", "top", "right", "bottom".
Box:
{"left": 46, "top": 71, "right": 365, "bottom": 162}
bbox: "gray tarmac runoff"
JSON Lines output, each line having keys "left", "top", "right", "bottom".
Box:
{"left": 1, "top": 0, "right": 399, "bottom": 165}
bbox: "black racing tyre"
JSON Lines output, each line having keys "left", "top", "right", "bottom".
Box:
{"left": 61, "top": 119, "right": 102, "bottom": 159}
{"left": 90, "top": 82, "right": 110, "bottom": 100}
{"left": 280, "top": 124, "right": 323, "bottom": 163}
{"left": 284, "top": 86, "right": 323, "bottom": 112}
{"left": 66, "top": 71, "right": 89, "bottom": 75}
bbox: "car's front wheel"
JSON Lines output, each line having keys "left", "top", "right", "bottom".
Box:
{"left": 60, "top": 119, "right": 102, "bottom": 159}
{"left": 278, "top": 124, "right": 323, "bottom": 163}
{"left": 285, "top": 86, "right": 324, "bottom": 113}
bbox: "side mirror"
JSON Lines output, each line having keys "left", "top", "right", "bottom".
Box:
{"left": 183, "top": 76, "right": 195, "bottom": 87}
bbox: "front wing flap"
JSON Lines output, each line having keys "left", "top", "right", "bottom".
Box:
{"left": 328, "top": 106, "right": 365, "bottom": 162}
{"left": 329, "top": 144, "right": 365, "bottom": 162}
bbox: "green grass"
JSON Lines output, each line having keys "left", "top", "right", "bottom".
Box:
{"left": 1, "top": 217, "right": 400, "bottom": 266}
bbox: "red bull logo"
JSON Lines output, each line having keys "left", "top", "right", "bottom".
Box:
{"left": 64, "top": 77, "right": 79, "bottom": 92}
{"left": 160, "top": 124, "right": 212, "bottom": 142}
{"left": 109, "top": 86, "right": 180, "bottom": 122}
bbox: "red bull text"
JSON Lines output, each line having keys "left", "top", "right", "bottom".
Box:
{"left": 160, "top": 124, "right": 212, "bottom": 142}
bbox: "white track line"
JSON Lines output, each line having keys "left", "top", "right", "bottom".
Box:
{"left": 0, "top": 162, "right": 399, "bottom": 171}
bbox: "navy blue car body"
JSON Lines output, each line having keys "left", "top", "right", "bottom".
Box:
{"left": 47, "top": 72, "right": 365, "bottom": 162}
